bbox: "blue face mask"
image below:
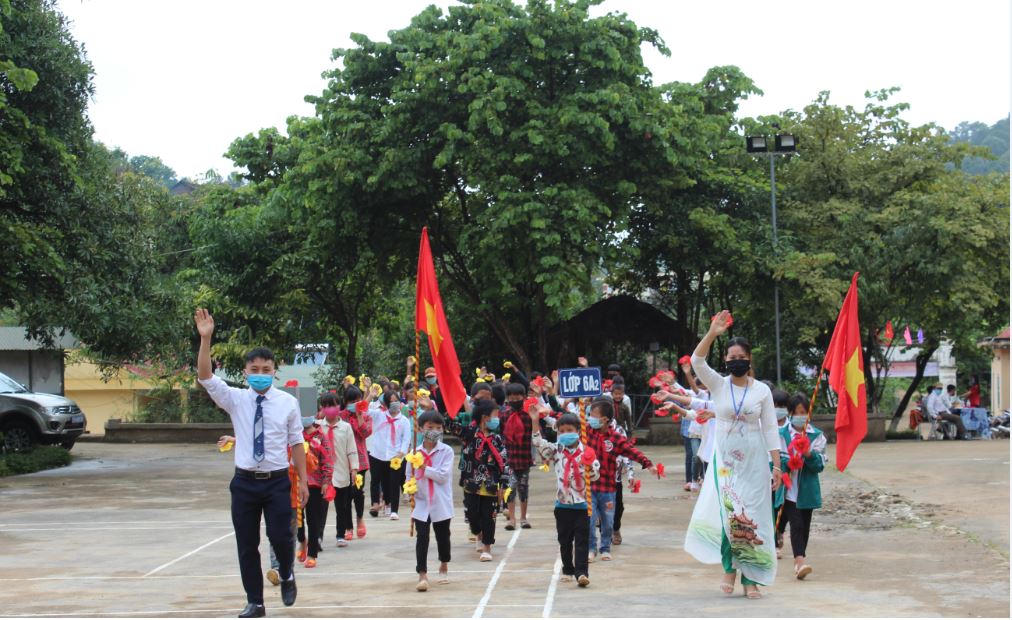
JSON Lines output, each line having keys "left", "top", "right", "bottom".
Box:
{"left": 247, "top": 374, "right": 274, "bottom": 392}
{"left": 588, "top": 416, "right": 602, "bottom": 430}
{"left": 486, "top": 417, "right": 500, "bottom": 431}
{"left": 558, "top": 432, "right": 579, "bottom": 447}
{"left": 791, "top": 415, "right": 808, "bottom": 429}
{"left": 426, "top": 377, "right": 437, "bottom": 386}
{"left": 302, "top": 416, "right": 317, "bottom": 428}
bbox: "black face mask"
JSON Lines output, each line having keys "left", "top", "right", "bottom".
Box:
{"left": 509, "top": 400, "right": 523, "bottom": 411}
{"left": 726, "top": 359, "right": 751, "bottom": 378}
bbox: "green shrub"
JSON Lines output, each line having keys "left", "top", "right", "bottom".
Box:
{"left": 2, "top": 446, "right": 72, "bottom": 476}
{"left": 130, "top": 387, "right": 184, "bottom": 423}
{"left": 185, "top": 389, "right": 229, "bottom": 423}
{"left": 886, "top": 429, "right": 919, "bottom": 440}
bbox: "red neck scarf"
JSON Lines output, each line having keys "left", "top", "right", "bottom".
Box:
{"left": 381, "top": 413, "right": 399, "bottom": 445}
{"left": 475, "top": 431, "right": 504, "bottom": 471}
{"left": 561, "top": 447, "right": 583, "bottom": 491}
{"left": 417, "top": 448, "right": 435, "bottom": 499}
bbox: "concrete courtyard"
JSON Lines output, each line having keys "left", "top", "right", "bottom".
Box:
{"left": 0, "top": 439, "right": 1007, "bottom": 618}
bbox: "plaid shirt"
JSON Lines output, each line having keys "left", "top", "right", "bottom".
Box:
{"left": 502, "top": 407, "right": 534, "bottom": 472}
{"left": 587, "top": 426, "right": 651, "bottom": 493}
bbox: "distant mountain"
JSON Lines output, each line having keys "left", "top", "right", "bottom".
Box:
{"left": 950, "top": 117, "right": 1010, "bottom": 175}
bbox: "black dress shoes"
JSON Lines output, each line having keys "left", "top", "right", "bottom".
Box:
{"left": 238, "top": 603, "right": 265, "bottom": 618}
{"left": 281, "top": 577, "right": 297, "bottom": 607}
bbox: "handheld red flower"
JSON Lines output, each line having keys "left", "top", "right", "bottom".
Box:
{"left": 790, "top": 433, "right": 811, "bottom": 456}
{"left": 285, "top": 379, "right": 299, "bottom": 387}
{"left": 355, "top": 400, "right": 370, "bottom": 414}
{"left": 522, "top": 397, "right": 541, "bottom": 413}
{"left": 780, "top": 473, "right": 792, "bottom": 490}
{"left": 653, "top": 406, "right": 670, "bottom": 417}
{"left": 602, "top": 379, "right": 614, "bottom": 392}
{"left": 650, "top": 392, "right": 667, "bottom": 405}
{"left": 678, "top": 355, "right": 692, "bottom": 366}
{"left": 581, "top": 446, "right": 597, "bottom": 466}
{"left": 324, "top": 486, "right": 336, "bottom": 502}
{"left": 711, "top": 313, "right": 734, "bottom": 327}
{"left": 631, "top": 479, "right": 642, "bottom": 494}
{"left": 655, "top": 463, "right": 666, "bottom": 479}
{"left": 532, "top": 376, "right": 545, "bottom": 389}
{"left": 787, "top": 452, "right": 804, "bottom": 472}
{"left": 648, "top": 376, "right": 662, "bottom": 389}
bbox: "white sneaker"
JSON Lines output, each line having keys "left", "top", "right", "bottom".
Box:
{"left": 336, "top": 538, "right": 348, "bottom": 548}
{"left": 390, "top": 512, "right": 399, "bottom": 521}
{"left": 600, "top": 551, "right": 612, "bottom": 561}
{"left": 690, "top": 482, "right": 699, "bottom": 491}
{"left": 479, "top": 551, "right": 493, "bottom": 562}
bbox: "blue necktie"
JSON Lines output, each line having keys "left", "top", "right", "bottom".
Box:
{"left": 253, "top": 395, "right": 265, "bottom": 463}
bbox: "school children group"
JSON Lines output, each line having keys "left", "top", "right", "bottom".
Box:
{"left": 219, "top": 356, "right": 825, "bottom": 596}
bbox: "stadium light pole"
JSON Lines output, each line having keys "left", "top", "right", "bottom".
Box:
{"left": 746, "top": 133, "right": 797, "bottom": 386}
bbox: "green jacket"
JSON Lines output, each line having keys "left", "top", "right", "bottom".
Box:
{"left": 779, "top": 425, "right": 825, "bottom": 510}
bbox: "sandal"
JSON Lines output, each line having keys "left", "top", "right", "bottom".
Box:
{"left": 304, "top": 557, "right": 317, "bottom": 569}
{"left": 416, "top": 579, "right": 428, "bottom": 592}
{"left": 504, "top": 520, "right": 516, "bottom": 531}
{"left": 520, "top": 519, "right": 531, "bottom": 529}
{"left": 438, "top": 571, "right": 450, "bottom": 585}
{"left": 720, "top": 573, "right": 736, "bottom": 595}
{"left": 744, "top": 585, "right": 762, "bottom": 599}
{"left": 795, "top": 564, "right": 812, "bottom": 580}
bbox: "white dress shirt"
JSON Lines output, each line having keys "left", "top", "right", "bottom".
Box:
{"left": 199, "top": 375, "right": 302, "bottom": 471}
{"left": 367, "top": 409, "right": 412, "bottom": 461}
{"left": 407, "top": 441, "right": 455, "bottom": 522}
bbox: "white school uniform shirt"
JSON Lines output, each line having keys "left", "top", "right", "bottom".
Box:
{"left": 407, "top": 441, "right": 455, "bottom": 522}
{"left": 198, "top": 375, "right": 302, "bottom": 471}
{"left": 367, "top": 408, "right": 411, "bottom": 461}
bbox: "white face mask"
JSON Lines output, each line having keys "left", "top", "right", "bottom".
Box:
{"left": 774, "top": 407, "right": 789, "bottom": 421}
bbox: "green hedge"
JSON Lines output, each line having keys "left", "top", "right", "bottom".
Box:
{"left": 0, "top": 445, "right": 73, "bottom": 477}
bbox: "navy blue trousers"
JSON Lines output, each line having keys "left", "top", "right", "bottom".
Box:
{"left": 230, "top": 474, "right": 295, "bottom": 605}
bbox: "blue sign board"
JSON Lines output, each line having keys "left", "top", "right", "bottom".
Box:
{"left": 558, "top": 367, "right": 603, "bottom": 399}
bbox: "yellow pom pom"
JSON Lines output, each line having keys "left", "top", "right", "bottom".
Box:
{"left": 417, "top": 388, "right": 431, "bottom": 398}
{"left": 218, "top": 439, "right": 234, "bottom": 453}
{"left": 403, "top": 478, "right": 418, "bottom": 494}
{"left": 355, "top": 473, "right": 364, "bottom": 489}
{"left": 344, "top": 375, "right": 356, "bottom": 384}
{"left": 406, "top": 452, "right": 424, "bottom": 468}
{"left": 390, "top": 456, "right": 403, "bottom": 471}
{"left": 503, "top": 360, "right": 513, "bottom": 369}
{"left": 539, "top": 462, "right": 550, "bottom": 473}
{"left": 501, "top": 373, "right": 511, "bottom": 383}
{"left": 503, "top": 488, "right": 513, "bottom": 503}
{"left": 475, "top": 368, "right": 483, "bottom": 378}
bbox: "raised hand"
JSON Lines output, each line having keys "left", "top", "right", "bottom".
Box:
{"left": 709, "top": 310, "right": 732, "bottom": 336}
{"left": 577, "top": 356, "right": 588, "bottom": 368}
{"left": 194, "top": 308, "right": 215, "bottom": 338}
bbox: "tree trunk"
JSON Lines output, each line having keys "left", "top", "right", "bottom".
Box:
{"left": 344, "top": 328, "right": 358, "bottom": 376}
{"left": 862, "top": 330, "right": 878, "bottom": 414}
{"left": 889, "top": 344, "right": 937, "bottom": 432}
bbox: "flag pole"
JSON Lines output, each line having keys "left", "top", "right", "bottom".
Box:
{"left": 410, "top": 329, "right": 420, "bottom": 538}
{"left": 578, "top": 399, "right": 592, "bottom": 516}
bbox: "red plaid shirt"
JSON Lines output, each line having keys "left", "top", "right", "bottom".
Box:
{"left": 502, "top": 407, "right": 534, "bottom": 472}
{"left": 587, "top": 427, "right": 651, "bottom": 493}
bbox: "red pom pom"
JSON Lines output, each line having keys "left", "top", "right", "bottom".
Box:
{"left": 650, "top": 392, "right": 666, "bottom": 405}
{"left": 656, "top": 463, "right": 666, "bottom": 478}
{"left": 532, "top": 376, "right": 545, "bottom": 388}
{"left": 790, "top": 433, "right": 811, "bottom": 455}
{"left": 602, "top": 379, "right": 614, "bottom": 392}
{"left": 631, "top": 479, "right": 642, "bottom": 494}
{"left": 581, "top": 446, "right": 597, "bottom": 465}
{"left": 780, "top": 473, "right": 792, "bottom": 490}
{"left": 355, "top": 400, "right": 369, "bottom": 414}
{"left": 788, "top": 453, "right": 804, "bottom": 471}
{"left": 522, "top": 397, "right": 540, "bottom": 413}
{"left": 678, "top": 355, "right": 692, "bottom": 366}
{"left": 711, "top": 313, "right": 734, "bottom": 327}
{"left": 324, "top": 486, "right": 336, "bottom": 502}
{"left": 648, "top": 376, "right": 662, "bottom": 389}
{"left": 653, "top": 407, "right": 670, "bottom": 417}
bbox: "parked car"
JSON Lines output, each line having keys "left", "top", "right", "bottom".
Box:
{"left": 0, "top": 371, "right": 86, "bottom": 451}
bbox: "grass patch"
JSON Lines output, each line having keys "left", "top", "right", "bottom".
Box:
{"left": 0, "top": 445, "right": 72, "bottom": 477}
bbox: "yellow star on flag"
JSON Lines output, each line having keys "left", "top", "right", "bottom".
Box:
{"left": 425, "top": 299, "right": 442, "bottom": 356}
{"left": 844, "top": 347, "right": 864, "bottom": 407}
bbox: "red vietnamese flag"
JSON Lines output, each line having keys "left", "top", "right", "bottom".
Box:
{"left": 822, "top": 272, "right": 867, "bottom": 471}
{"left": 415, "top": 227, "right": 466, "bottom": 418}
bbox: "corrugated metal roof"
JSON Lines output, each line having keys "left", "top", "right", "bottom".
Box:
{"left": 0, "top": 327, "right": 80, "bottom": 351}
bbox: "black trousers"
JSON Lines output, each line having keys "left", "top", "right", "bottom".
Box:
{"left": 463, "top": 492, "right": 497, "bottom": 546}
{"left": 613, "top": 483, "right": 624, "bottom": 533}
{"left": 781, "top": 500, "right": 814, "bottom": 557}
{"left": 388, "top": 465, "right": 405, "bottom": 513}
{"left": 351, "top": 482, "right": 365, "bottom": 519}
{"left": 554, "top": 507, "right": 590, "bottom": 577}
{"left": 369, "top": 455, "right": 388, "bottom": 507}
{"left": 230, "top": 474, "right": 295, "bottom": 605}
{"left": 304, "top": 486, "right": 326, "bottom": 558}
{"left": 333, "top": 485, "right": 355, "bottom": 538}
{"left": 414, "top": 517, "right": 452, "bottom": 574}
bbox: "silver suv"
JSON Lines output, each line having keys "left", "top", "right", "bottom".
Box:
{"left": 0, "top": 372, "right": 86, "bottom": 451}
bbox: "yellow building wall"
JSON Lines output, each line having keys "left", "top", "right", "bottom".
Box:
{"left": 63, "top": 359, "right": 169, "bottom": 436}
{"left": 992, "top": 350, "right": 1010, "bottom": 414}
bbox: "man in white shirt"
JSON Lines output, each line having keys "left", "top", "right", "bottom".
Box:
{"left": 926, "top": 382, "right": 966, "bottom": 440}
{"left": 195, "top": 309, "right": 309, "bottom": 618}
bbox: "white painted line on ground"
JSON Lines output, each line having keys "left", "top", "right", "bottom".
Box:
{"left": 472, "top": 527, "right": 523, "bottom": 619}
{"left": 0, "top": 520, "right": 225, "bottom": 527}
{"left": 142, "top": 531, "right": 234, "bottom": 578}
{"left": 0, "top": 603, "right": 544, "bottom": 617}
{"left": 0, "top": 568, "right": 553, "bottom": 582}
{"left": 0, "top": 526, "right": 234, "bottom": 532}
{"left": 541, "top": 557, "right": 563, "bottom": 618}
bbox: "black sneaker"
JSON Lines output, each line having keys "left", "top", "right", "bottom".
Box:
{"left": 281, "top": 577, "right": 297, "bottom": 607}
{"left": 238, "top": 603, "right": 265, "bottom": 618}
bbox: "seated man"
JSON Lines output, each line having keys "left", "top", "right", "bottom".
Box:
{"left": 926, "top": 382, "right": 966, "bottom": 440}
{"left": 946, "top": 384, "right": 963, "bottom": 410}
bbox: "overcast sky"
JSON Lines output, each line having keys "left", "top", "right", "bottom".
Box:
{"left": 56, "top": 0, "right": 1011, "bottom": 180}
